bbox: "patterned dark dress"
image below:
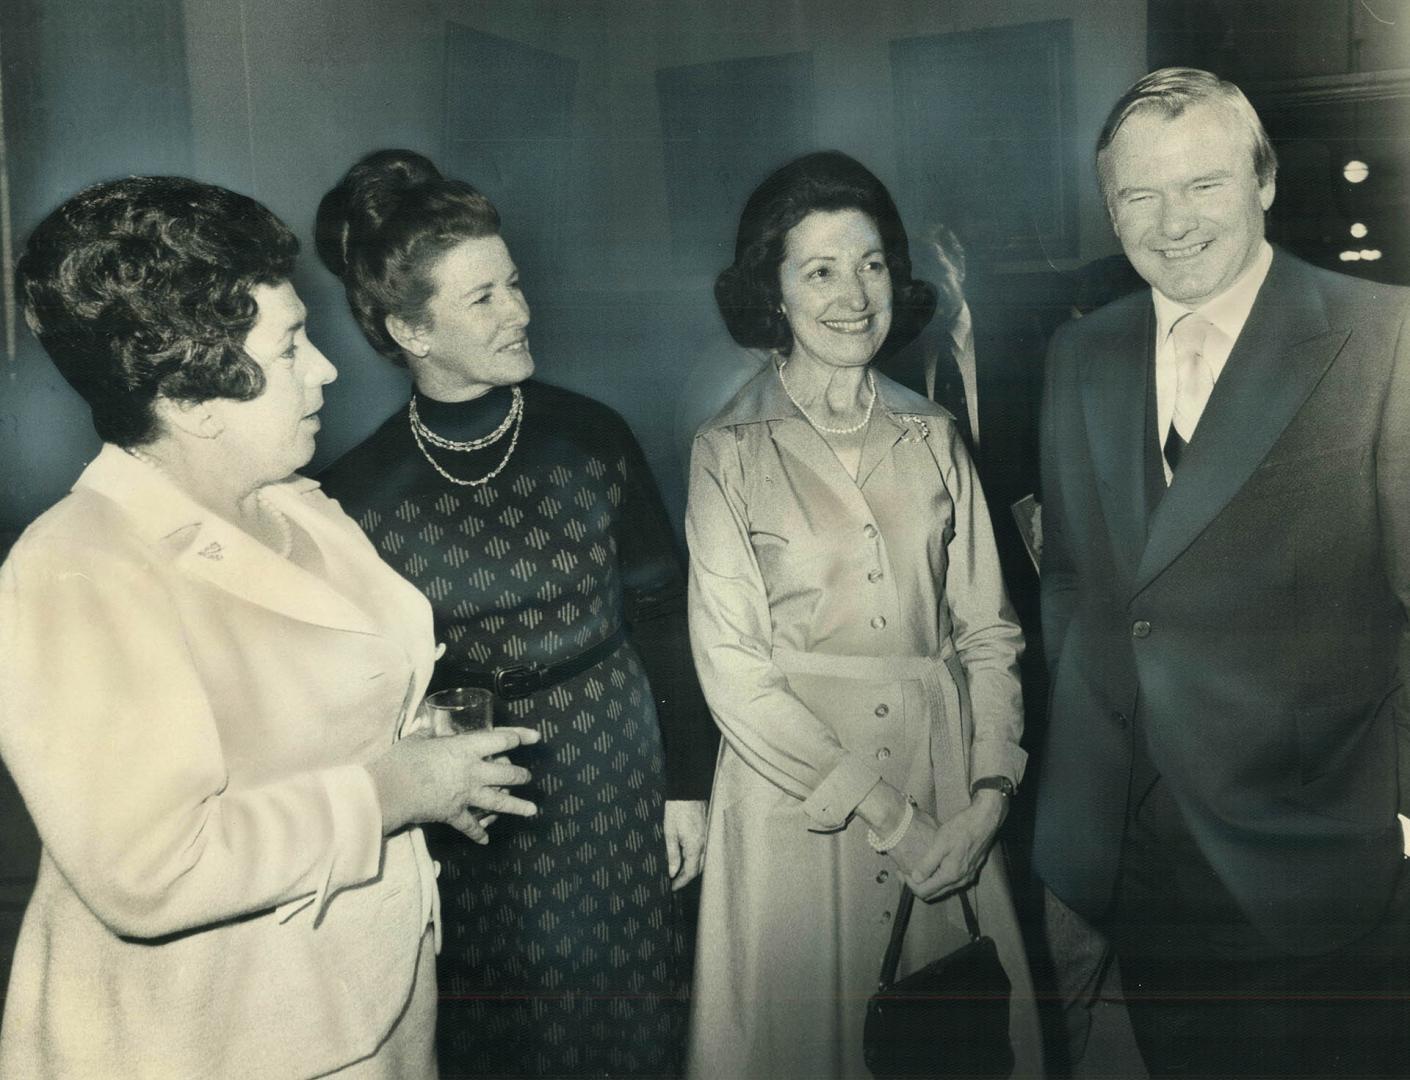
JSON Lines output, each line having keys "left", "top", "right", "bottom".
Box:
{"left": 320, "top": 380, "right": 715, "bottom": 1079}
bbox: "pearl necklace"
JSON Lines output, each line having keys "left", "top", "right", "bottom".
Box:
{"left": 777, "top": 359, "right": 877, "bottom": 435}
{"left": 410, "top": 386, "right": 522, "bottom": 450}
{"left": 125, "top": 446, "right": 293, "bottom": 559}
{"left": 409, "top": 391, "right": 525, "bottom": 488}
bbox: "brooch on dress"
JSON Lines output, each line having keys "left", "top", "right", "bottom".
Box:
{"left": 895, "top": 415, "right": 931, "bottom": 441}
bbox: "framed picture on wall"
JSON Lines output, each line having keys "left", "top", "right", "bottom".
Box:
{"left": 891, "top": 20, "right": 1078, "bottom": 262}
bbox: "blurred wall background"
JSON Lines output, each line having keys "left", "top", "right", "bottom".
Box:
{"left": 1, "top": 0, "right": 1147, "bottom": 538}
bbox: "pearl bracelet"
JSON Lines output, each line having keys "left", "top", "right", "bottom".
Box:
{"left": 867, "top": 796, "right": 916, "bottom": 854}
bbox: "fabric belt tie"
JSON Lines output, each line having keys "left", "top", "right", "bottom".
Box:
{"left": 447, "top": 625, "right": 628, "bottom": 701}
{"left": 770, "top": 641, "right": 973, "bottom": 821}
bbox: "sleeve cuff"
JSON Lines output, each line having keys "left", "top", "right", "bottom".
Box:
{"left": 970, "top": 740, "right": 1027, "bottom": 793}
{"left": 800, "top": 754, "right": 883, "bottom": 832}
{"left": 311, "top": 764, "right": 385, "bottom": 924}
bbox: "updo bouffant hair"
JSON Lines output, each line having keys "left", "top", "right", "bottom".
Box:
{"left": 715, "top": 151, "right": 936, "bottom": 359}
{"left": 315, "top": 149, "right": 500, "bottom": 364}
{"left": 15, "top": 175, "right": 298, "bottom": 447}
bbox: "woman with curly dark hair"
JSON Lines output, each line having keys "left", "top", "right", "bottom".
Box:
{"left": 315, "top": 150, "right": 715, "bottom": 1079}
{"left": 684, "top": 151, "right": 1043, "bottom": 1077}
{"left": 0, "top": 176, "right": 538, "bottom": 1079}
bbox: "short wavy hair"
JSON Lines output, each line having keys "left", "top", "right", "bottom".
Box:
{"left": 1096, "top": 67, "right": 1278, "bottom": 211}
{"left": 715, "top": 151, "right": 936, "bottom": 359}
{"left": 315, "top": 149, "right": 500, "bottom": 364}
{"left": 15, "top": 176, "right": 298, "bottom": 447}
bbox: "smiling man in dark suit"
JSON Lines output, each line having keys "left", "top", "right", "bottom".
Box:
{"left": 1034, "top": 67, "right": 1410, "bottom": 1077}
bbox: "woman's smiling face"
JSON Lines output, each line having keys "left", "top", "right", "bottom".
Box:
{"left": 778, "top": 208, "right": 893, "bottom": 371}
{"left": 403, "top": 234, "right": 533, "bottom": 396}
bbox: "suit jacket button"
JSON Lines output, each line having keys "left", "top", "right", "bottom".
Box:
{"left": 1131, "top": 619, "right": 1151, "bottom": 638}
{"left": 1112, "top": 710, "right": 1129, "bottom": 728}
{"left": 874, "top": 703, "right": 890, "bottom": 718}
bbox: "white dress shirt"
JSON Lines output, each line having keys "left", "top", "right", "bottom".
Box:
{"left": 950, "top": 300, "right": 981, "bottom": 444}
{"left": 1152, "top": 241, "right": 1273, "bottom": 483}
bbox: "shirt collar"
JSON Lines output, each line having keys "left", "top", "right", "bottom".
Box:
{"left": 700, "top": 354, "right": 948, "bottom": 433}
{"left": 74, "top": 442, "right": 321, "bottom": 555}
{"left": 1152, "top": 240, "right": 1273, "bottom": 345}
{"left": 950, "top": 300, "right": 974, "bottom": 351}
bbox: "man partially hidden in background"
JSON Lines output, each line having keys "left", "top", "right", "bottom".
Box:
{"left": 879, "top": 222, "right": 1052, "bottom": 753}
{"left": 1034, "top": 67, "right": 1410, "bottom": 1077}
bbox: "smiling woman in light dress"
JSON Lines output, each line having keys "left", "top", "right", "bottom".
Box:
{"left": 0, "top": 176, "right": 539, "bottom": 1079}
{"left": 685, "top": 151, "right": 1043, "bottom": 1078}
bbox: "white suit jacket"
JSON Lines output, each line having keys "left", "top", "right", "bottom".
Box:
{"left": 0, "top": 445, "right": 438, "bottom": 1079}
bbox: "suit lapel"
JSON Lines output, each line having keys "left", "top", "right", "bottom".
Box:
{"left": 1081, "top": 296, "right": 1154, "bottom": 576}
{"left": 78, "top": 447, "right": 380, "bottom": 636}
{"left": 171, "top": 481, "right": 382, "bottom": 636}
{"left": 1134, "top": 253, "right": 1348, "bottom": 594}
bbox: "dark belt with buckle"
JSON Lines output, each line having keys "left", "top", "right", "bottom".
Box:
{"left": 448, "top": 625, "right": 629, "bottom": 701}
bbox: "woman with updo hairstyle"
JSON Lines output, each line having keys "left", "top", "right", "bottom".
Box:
{"left": 0, "top": 175, "right": 539, "bottom": 1079}
{"left": 685, "top": 151, "right": 1043, "bottom": 1077}
{"left": 316, "top": 150, "right": 715, "bottom": 1079}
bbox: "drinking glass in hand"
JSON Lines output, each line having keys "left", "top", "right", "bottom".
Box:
{"left": 425, "top": 686, "right": 495, "bottom": 736}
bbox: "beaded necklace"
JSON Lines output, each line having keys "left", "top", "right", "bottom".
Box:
{"left": 408, "top": 389, "right": 525, "bottom": 488}
{"left": 777, "top": 359, "right": 876, "bottom": 435}
{"left": 125, "top": 447, "right": 293, "bottom": 559}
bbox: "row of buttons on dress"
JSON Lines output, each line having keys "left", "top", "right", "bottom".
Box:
{"left": 865, "top": 520, "right": 898, "bottom": 915}
{"left": 864, "top": 523, "right": 887, "bottom": 629}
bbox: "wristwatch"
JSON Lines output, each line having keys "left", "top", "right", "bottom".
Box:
{"left": 970, "top": 775, "right": 1015, "bottom": 799}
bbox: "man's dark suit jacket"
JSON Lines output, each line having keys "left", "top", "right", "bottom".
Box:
{"left": 1033, "top": 249, "right": 1410, "bottom": 955}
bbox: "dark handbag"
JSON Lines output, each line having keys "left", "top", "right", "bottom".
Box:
{"left": 863, "top": 884, "right": 1015, "bottom": 1078}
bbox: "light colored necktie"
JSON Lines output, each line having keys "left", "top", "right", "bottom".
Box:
{"left": 1163, "top": 313, "right": 1214, "bottom": 474}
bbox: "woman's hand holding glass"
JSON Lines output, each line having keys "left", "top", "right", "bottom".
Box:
{"left": 365, "top": 726, "right": 540, "bottom": 845}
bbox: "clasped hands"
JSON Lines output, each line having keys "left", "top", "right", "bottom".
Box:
{"left": 861, "top": 785, "right": 1007, "bottom": 901}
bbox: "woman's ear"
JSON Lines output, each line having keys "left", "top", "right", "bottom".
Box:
{"left": 153, "top": 396, "right": 224, "bottom": 440}
{"left": 386, "top": 314, "right": 429, "bottom": 358}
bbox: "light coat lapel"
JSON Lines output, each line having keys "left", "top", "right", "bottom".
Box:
{"left": 78, "top": 446, "right": 380, "bottom": 636}
{"left": 173, "top": 482, "right": 382, "bottom": 636}
{"left": 1134, "top": 253, "right": 1348, "bottom": 595}
{"left": 1081, "top": 295, "right": 1155, "bottom": 577}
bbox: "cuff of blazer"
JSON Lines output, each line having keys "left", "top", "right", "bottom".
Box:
{"left": 311, "top": 764, "right": 386, "bottom": 924}
{"left": 800, "top": 754, "right": 883, "bottom": 832}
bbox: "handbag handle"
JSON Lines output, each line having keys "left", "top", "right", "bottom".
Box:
{"left": 877, "top": 884, "right": 983, "bottom": 989}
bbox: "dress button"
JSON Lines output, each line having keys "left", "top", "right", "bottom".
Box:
{"left": 876, "top": 747, "right": 892, "bottom": 761}
{"left": 871, "top": 615, "right": 887, "bottom": 630}
{"left": 1131, "top": 619, "right": 1152, "bottom": 638}
{"left": 868, "top": 568, "right": 884, "bottom": 583}
{"left": 876, "top": 870, "right": 890, "bottom": 884}
{"left": 874, "top": 704, "right": 890, "bottom": 718}
{"left": 863, "top": 523, "right": 878, "bottom": 538}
